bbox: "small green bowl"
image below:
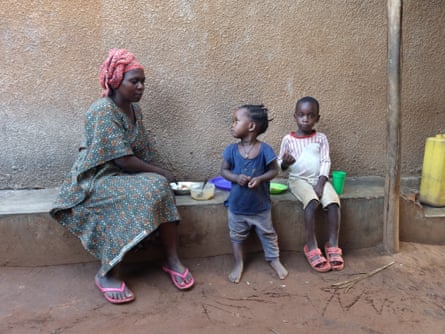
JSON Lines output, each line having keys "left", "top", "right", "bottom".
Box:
{"left": 270, "top": 183, "right": 288, "bottom": 194}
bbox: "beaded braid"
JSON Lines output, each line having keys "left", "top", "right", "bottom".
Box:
{"left": 240, "top": 104, "right": 272, "bottom": 135}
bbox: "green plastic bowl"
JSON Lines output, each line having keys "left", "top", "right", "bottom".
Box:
{"left": 270, "top": 183, "right": 288, "bottom": 194}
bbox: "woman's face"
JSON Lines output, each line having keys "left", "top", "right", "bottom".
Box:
{"left": 115, "top": 69, "right": 145, "bottom": 102}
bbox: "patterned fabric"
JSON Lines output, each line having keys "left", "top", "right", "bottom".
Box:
{"left": 50, "top": 97, "right": 180, "bottom": 275}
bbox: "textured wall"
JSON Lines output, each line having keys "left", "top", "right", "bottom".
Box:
{"left": 1, "top": 1, "right": 444, "bottom": 189}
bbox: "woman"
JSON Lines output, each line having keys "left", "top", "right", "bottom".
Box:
{"left": 51, "top": 49, "right": 194, "bottom": 304}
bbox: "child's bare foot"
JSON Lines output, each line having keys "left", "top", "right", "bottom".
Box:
{"left": 269, "top": 259, "right": 288, "bottom": 280}
{"left": 228, "top": 261, "right": 244, "bottom": 283}
{"left": 229, "top": 242, "right": 244, "bottom": 283}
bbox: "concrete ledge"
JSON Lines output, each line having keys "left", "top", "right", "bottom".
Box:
{"left": 400, "top": 198, "right": 445, "bottom": 244}
{"left": 1, "top": 177, "right": 444, "bottom": 267}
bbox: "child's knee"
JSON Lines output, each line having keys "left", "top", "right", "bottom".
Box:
{"left": 229, "top": 229, "right": 249, "bottom": 242}
{"left": 305, "top": 199, "right": 319, "bottom": 211}
{"left": 327, "top": 203, "right": 340, "bottom": 211}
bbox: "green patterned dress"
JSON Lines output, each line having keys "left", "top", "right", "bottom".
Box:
{"left": 50, "top": 97, "right": 180, "bottom": 275}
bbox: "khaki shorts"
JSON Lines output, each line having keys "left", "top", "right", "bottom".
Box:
{"left": 288, "top": 176, "right": 340, "bottom": 209}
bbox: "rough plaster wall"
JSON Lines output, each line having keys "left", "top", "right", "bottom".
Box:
{"left": 0, "top": 1, "right": 104, "bottom": 188}
{"left": 401, "top": 0, "right": 445, "bottom": 174}
{"left": 0, "top": 0, "right": 444, "bottom": 189}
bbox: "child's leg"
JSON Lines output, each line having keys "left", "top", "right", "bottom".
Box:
{"left": 289, "top": 178, "right": 330, "bottom": 272}
{"left": 228, "top": 210, "right": 249, "bottom": 283}
{"left": 253, "top": 210, "right": 288, "bottom": 280}
{"left": 288, "top": 177, "right": 320, "bottom": 250}
{"left": 229, "top": 241, "right": 244, "bottom": 283}
{"left": 327, "top": 203, "right": 340, "bottom": 247}
{"left": 304, "top": 199, "right": 320, "bottom": 251}
{"left": 302, "top": 199, "right": 331, "bottom": 272}
{"left": 320, "top": 184, "right": 344, "bottom": 270}
{"left": 324, "top": 203, "right": 344, "bottom": 270}
{"left": 320, "top": 182, "right": 341, "bottom": 248}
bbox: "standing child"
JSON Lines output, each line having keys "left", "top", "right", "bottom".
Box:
{"left": 221, "top": 104, "right": 288, "bottom": 283}
{"left": 279, "top": 96, "right": 344, "bottom": 272}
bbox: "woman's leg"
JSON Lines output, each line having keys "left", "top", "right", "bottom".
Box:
{"left": 159, "top": 222, "right": 194, "bottom": 286}
{"left": 95, "top": 264, "right": 134, "bottom": 303}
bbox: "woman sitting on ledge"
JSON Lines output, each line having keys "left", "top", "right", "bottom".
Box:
{"left": 50, "top": 48, "right": 194, "bottom": 304}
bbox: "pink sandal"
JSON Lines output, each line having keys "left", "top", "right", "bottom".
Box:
{"left": 324, "top": 243, "right": 345, "bottom": 271}
{"left": 95, "top": 277, "right": 135, "bottom": 304}
{"left": 162, "top": 265, "right": 195, "bottom": 290}
{"left": 303, "top": 244, "right": 331, "bottom": 272}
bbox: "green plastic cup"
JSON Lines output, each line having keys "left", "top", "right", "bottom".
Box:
{"left": 331, "top": 170, "right": 347, "bottom": 195}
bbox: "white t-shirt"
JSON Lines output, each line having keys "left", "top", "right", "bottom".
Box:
{"left": 278, "top": 131, "right": 331, "bottom": 184}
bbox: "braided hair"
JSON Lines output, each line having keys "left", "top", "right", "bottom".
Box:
{"left": 240, "top": 104, "right": 272, "bottom": 135}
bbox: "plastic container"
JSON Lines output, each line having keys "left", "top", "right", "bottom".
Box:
{"left": 331, "top": 170, "right": 347, "bottom": 195}
{"left": 419, "top": 134, "right": 445, "bottom": 207}
{"left": 190, "top": 183, "right": 215, "bottom": 201}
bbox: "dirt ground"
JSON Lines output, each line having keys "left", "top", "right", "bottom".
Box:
{"left": 1, "top": 242, "right": 444, "bottom": 334}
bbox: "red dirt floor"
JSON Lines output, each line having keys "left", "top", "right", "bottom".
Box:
{"left": 1, "top": 242, "right": 444, "bottom": 334}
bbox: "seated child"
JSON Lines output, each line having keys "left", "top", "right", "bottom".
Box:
{"left": 221, "top": 104, "right": 288, "bottom": 283}
{"left": 279, "top": 96, "right": 344, "bottom": 272}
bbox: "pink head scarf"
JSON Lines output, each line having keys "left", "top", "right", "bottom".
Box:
{"left": 99, "top": 48, "right": 144, "bottom": 97}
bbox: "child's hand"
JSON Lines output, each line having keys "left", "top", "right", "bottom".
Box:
{"left": 314, "top": 176, "right": 327, "bottom": 198}
{"left": 247, "top": 177, "right": 261, "bottom": 189}
{"left": 281, "top": 152, "right": 296, "bottom": 168}
{"left": 313, "top": 183, "right": 324, "bottom": 198}
{"left": 237, "top": 174, "right": 251, "bottom": 186}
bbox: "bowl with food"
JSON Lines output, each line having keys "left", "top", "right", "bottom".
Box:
{"left": 190, "top": 182, "right": 215, "bottom": 201}
{"left": 170, "top": 182, "right": 199, "bottom": 195}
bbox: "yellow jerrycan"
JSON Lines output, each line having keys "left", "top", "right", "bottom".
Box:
{"left": 419, "top": 134, "right": 445, "bottom": 207}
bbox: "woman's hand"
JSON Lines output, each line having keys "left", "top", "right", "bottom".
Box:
{"left": 161, "top": 169, "right": 177, "bottom": 183}
{"left": 114, "top": 155, "right": 176, "bottom": 182}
